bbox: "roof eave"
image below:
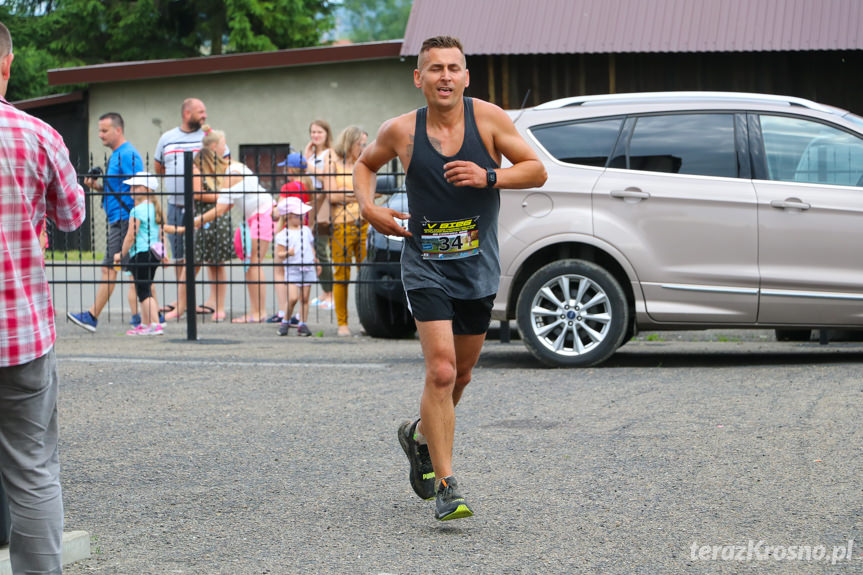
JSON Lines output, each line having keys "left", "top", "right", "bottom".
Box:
{"left": 12, "top": 90, "right": 85, "bottom": 110}
{"left": 48, "top": 40, "right": 404, "bottom": 87}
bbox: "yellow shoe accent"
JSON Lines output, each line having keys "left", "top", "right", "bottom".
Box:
{"left": 438, "top": 504, "right": 474, "bottom": 521}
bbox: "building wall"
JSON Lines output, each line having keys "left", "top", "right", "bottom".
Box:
{"left": 86, "top": 58, "right": 425, "bottom": 169}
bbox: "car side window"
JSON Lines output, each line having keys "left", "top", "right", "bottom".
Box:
{"left": 530, "top": 118, "right": 623, "bottom": 167}
{"left": 611, "top": 114, "right": 738, "bottom": 178}
{"left": 759, "top": 115, "right": 863, "bottom": 187}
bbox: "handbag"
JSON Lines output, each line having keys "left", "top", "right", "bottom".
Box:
{"left": 149, "top": 241, "right": 166, "bottom": 260}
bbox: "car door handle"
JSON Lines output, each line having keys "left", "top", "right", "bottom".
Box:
{"left": 610, "top": 188, "right": 650, "bottom": 200}
{"left": 770, "top": 199, "right": 811, "bottom": 211}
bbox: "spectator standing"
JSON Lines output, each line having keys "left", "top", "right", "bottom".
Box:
{"left": 0, "top": 21, "right": 86, "bottom": 573}
{"left": 190, "top": 128, "right": 234, "bottom": 322}
{"left": 268, "top": 152, "right": 313, "bottom": 324}
{"left": 114, "top": 172, "right": 183, "bottom": 336}
{"left": 274, "top": 197, "right": 316, "bottom": 337}
{"left": 67, "top": 112, "right": 143, "bottom": 332}
{"left": 328, "top": 125, "right": 369, "bottom": 337}
{"left": 303, "top": 120, "right": 335, "bottom": 310}
{"left": 193, "top": 127, "right": 274, "bottom": 323}
{"left": 154, "top": 98, "right": 229, "bottom": 320}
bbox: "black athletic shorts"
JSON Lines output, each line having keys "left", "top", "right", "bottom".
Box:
{"left": 405, "top": 288, "right": 495, "bottom": 335}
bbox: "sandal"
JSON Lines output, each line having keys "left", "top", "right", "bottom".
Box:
{"left": 159, "top": 304, "right": 176, "bottom": 313}
{"left": 211, "top": 312, "right": 227, "bottom": 322}
{"left": 231, "top": 315, "right": 263, "bottom": 323}
{"left": 196, "top": 305, "right": 215, "bottom": 314}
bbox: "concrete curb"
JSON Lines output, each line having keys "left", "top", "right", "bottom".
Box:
{"left": 0, "top": 530, "right": 90, "bottom": 575}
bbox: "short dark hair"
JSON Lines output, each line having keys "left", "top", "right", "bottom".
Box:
{"left": 99, "top": 112, "right": 124, "bottom": 132}
{"left": 420, "top": 36, "right": 463, "bottom": 54}
{"left": 0, "top": 21, "right": 12, "bottom": 58}
{"left": 418, "top": 36, "right": 465, "bottom": 70}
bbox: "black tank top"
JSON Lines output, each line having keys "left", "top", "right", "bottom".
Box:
{"left": 401, "top": 97, "right": 501, "bottom": 299}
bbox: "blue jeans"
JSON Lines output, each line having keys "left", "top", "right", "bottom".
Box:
{"left": 0, "top": 349, "right": 63, "bottom": 574}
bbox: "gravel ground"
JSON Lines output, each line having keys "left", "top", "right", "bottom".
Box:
{"left": 52, "top": 322, "right": 863, "bottom": 574}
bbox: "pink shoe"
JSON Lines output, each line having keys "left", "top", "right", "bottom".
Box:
{"left": 126, "top": 325, "right": 148, "bottom": 336}
{"left": 147, "top": 324, "right": 164, "bottom": 336}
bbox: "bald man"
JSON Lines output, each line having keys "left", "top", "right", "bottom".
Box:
{"left": 154, "top": 98, "right": 229, "bottom": 319}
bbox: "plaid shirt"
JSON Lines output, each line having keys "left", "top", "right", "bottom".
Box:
{"left": 0, "top": 96, "right": 85, "bottom": 367}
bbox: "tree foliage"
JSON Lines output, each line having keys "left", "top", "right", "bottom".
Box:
{"left": 341, "top": 0, "right": 411, "bottom": 43}
{"left": 1, "top": 0, "right": 336, "bottom": 101}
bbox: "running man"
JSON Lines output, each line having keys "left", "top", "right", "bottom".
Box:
{"left": 354, "top": 36, "right": 547, "bottom": 520}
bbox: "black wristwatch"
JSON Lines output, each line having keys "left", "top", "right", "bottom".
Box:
{"left": 486, "top": 168, "right": 497, "bottom": 189}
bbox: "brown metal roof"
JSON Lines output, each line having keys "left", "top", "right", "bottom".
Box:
{"left": 12, "top": 91, "right": 85, "bottom": 110}
{"left": 401, "top": 0, "right": 863, "bottom": 55}
{"left": 49, "top": 40, "right": 402, "bottom": 86}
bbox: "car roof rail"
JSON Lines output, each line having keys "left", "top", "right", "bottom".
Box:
{"left": 532, "top": 91, "right": 840, "bottom": 115}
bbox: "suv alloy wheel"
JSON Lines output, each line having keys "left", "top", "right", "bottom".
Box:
{"left": 517, "top": 259, "right": 629, "bottom": 367}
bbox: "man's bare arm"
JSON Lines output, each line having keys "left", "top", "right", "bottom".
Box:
{"left": 355, "top": 117, "right": 412, "bottom": 237}
{"left": 444, "top": 101, "right": 547, "bottom": 190}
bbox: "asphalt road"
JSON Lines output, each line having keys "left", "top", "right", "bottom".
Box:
{"left": 54, "top": 322, "right": 863, "bottom": 574}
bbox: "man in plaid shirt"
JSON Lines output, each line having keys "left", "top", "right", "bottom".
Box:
{"left": 0, "top": 21, "right": 85, "bottom": 574}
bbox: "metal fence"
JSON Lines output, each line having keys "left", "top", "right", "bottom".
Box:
{"left": 48, "top": 151, "right": 406, "bottom": 339}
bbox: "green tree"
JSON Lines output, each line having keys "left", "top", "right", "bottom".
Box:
{"left": 341, "top": 0, "right": 411, "bottom": 43}
{"left": 1, "top": 0, "right": 336, "bottom": 100}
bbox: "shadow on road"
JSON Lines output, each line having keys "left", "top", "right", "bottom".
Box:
{"left": 477, "top": 344, "right": 863, "bottom": 369}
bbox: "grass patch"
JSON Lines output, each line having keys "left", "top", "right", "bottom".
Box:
{"left": 46, "top": 250, "right": 104, "bottom": 262}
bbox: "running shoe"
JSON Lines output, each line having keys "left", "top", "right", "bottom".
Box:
{"left": 398, "top": 419, "right": 435, "bottom": 500}
{"left": 126, "top": 325, "right": 149, "bottom": 336}
{"left": 67, "top": 311, "right": 98, "bottom": 333}
{"left": 265, "top": 313, "right": 283, "bottom": 323}
{"left": 277, "top": 321, "right": 291, "bottom": 336}
{"left": 147, "top": 324, "right": 164, "bottom": 336}
{"left": 288, "top": 315, "right": 300, "bottom": 327}
{"left": 297, "top": 323, "right": 312, "bottom": 337}
{"left": 434, "top": 476, "right": 474, "bottom": 521}
{"left": 130, "top": 314, "right": 141, "bottom": 327}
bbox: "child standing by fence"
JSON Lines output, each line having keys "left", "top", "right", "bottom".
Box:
{"left": 268, "top": 152, "right": 314, "bottom": 323}
{"left": 113, "top": 172, "right": 183, "bottom": 336}
{"left": 275, "top": 197, "right": 317, "bottom": 337}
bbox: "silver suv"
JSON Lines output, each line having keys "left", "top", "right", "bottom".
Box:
{"left": 359, "top": 92, "right": 863, "bottom": 367}
{"left": 500, "top": 91, "right": 863, "bottom": 366}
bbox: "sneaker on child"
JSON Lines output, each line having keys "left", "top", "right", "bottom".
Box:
{"left": 126, "top": 325, "right": 149, "bottom": 336}
{"left": 297, "top": 323, "right": 312, "bottom": 337}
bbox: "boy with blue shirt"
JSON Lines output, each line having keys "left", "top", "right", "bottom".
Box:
{"left": 68, "top": 112, "right": 144, "bottom": 332}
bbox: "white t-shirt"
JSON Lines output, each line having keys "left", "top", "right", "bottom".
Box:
{"left": 306, "top": 148, "right": 330, "bottom": 191}
{"left": 155, "top": 127, "right": 230, "bottom": 206}
{"left": 275, "top": 226, "right": 315, "bottom": 267}
{"left": 217, "top": 162, "right": 274, "bottom": 223}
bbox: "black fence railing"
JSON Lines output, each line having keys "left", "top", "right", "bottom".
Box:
{"left": 48, "top": 151, "right": 406, "bottom": 339}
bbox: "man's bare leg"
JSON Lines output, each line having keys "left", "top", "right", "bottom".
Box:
{"left": 416, "top": 321, "right": 485, "bottom": 480}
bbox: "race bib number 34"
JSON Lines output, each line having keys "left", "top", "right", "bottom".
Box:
{"left": 420, "top": 217, "right": 481, "bottom": 260}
